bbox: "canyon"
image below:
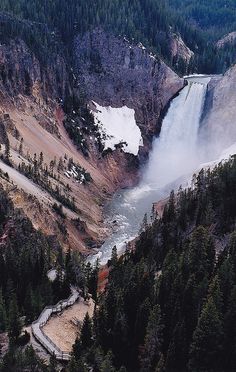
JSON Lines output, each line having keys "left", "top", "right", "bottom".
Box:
{"left": 1, "top": 2, "right": 236, "bottom": 370}
{"left": 0, "top": 24, "right": 184, "bottom": 255}
{"left": 1, "top": 15, "right": 236, "bottom": 261}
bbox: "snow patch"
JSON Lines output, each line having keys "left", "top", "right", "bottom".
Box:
{"left": 137, "top": 42, "right": 146, "bottom": 50}
{"left": 92, "top": 102, "right": 143, "bottom": 155}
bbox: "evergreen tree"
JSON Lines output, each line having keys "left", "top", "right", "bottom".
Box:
{"left": 139, "top": 213, "right": 148, "bottom": 233}
{"left": 208, "top": 275, "right": 223, "bottom": 313}
{"left": 19, "top": 138, "right": 23, "bottom": 156}
{"left": 80, "top": 312, "right": 93, "bottom": 351}
{"left": 85, "top": 261, "right": 98, "bottom": 302}
{"left": 189, "top": 297, "right": 223, "bottom": 372}
{"left": 110, "top": 246, "right": 118, "bottom": 267}
{"left": 57, "top": 156, "right": 64, "bottom": 172}
{"left": 155, "top": 353, "right": 165, "bottom": 372}
{"left": 0, "top": 288, "right": 7, "bottom": 332}
{"left": 24, "top": 346, "right": 44, "bottom": 371}
{"left": 223, "top": 285, "right": 236, "bottom": 371}
{"left": 72, "top": 337, "right": 81, "bottom": 361}
{"left": 101, "top": 351, "right": 116, "bottom": 372}
{"left": 141, "top": 305, "right": 164, "bottom": 372}
{"left": 165, "top": 321, "right": 187, "bottom": 371}
{"left": 8, "top": 294, "right": 22, "bottom": 344}
{"left": 4, "top": 138, "right": 10, "bottom": 163}
{"left": 39, "top": 151, "right": 44, "bottom": 167}
{"left": 48, "top": 353, "right": 57, "bottom": 372}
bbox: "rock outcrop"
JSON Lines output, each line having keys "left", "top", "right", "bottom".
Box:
{"left": 74, "top": 29, "right": 184, "bottom": 155}
{"left": 200, "top": 65, "right": 236, "bottom": 159}
{"left": 216, "top": 31, "right": 236, "bottom": 48}
{"left": 0, "top": 40, "right": 67, "bottom": 104}
{"left": 169, "top": 33, "right": 194, "bottom": 65}
{"left": 0, "top": 13, "right": 69, "bottom": 102}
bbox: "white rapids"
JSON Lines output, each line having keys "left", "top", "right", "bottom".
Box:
{"left": 89, "top": 76, "right": 211, "bottom": 265}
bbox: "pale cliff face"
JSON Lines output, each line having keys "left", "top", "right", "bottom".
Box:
{"left": 200, "top": 65, "right": 236, "bottom": 159}
{"left": 216, "top": 31, "right": 236, "bottom": 48}
{"left": 169, "top": 33, "right": 194, "bottom": 65}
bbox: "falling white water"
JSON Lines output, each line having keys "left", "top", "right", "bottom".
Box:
{"left": 89, "top": 76, "right": 211, "bottom": 265}
{"left": 142, "top": 76, "right": 210, "bottom": 190}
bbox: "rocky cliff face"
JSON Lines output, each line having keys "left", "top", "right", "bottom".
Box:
{"left": 74, "top": 29, "right": 184, "bottom": 156}
{"left": 200, "top": 66, "right": 236, "bottom": 159}
{"left": 0, "top": 38, "right": 68, "bottom": 103}
{"left": 169, "top": 33, "right": 194, "bottom": 65}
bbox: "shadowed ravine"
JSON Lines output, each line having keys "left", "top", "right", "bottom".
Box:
{"left": 89, "top": 75, "right": 212, "bottom": 265}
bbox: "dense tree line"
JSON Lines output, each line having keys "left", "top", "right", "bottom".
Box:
{"left": 67, "top": 155, "right": 236, "bottom": 371}
{"left": 0, "top": 182, "right": 99, "bottom": 370}
{"left": 1, "top": 0, "right": 236, "bottom": 75}
{"left": 168, "top": 0, "right": 236, "bottom": 39}
{"left": 0, "top": 12, "right": 63, "bottom": 68}
{"left": 0, "top": 185, "right": 77, "bottom": 329}
{"left": 168, "top": 0, "right": 236, "bottom": 73}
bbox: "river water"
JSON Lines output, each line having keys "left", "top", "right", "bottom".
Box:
{"left": 89, "top": 75, "right": 211, "bottom": 265}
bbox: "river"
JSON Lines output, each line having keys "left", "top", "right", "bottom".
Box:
{"left": 89, "top": 75, "right": 211, "bottom": 265}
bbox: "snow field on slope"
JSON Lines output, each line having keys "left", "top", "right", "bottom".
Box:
{"left": 92, "top": 102, "right": 143, "bottom": 156}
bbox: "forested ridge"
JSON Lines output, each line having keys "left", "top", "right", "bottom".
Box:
{"left": 1, "top": 0, "right": 236, "bottom": 74}
{"left": 168, "top": 0, "right": 236, "bottom": 38}
{"left": 67, "top": 156, "right": 236, "bottom": 372}
{"left": 168, "top": 0, "right": 236, "bottom": 71}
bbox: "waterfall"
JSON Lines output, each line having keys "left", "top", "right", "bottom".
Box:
{"left": 142, "top": 77, "right": 210, "bottom": 190}
{"left": 89, "top": 76, "right": 211, "bottom": 265}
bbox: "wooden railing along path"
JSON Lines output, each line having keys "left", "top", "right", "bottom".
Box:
{"left": 31, "top": 287, "right": 79, "bottom": 361}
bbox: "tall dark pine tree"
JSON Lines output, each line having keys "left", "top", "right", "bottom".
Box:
{"left": 141, "top": 305, "right": 164, "bottom": 372}
{"left": 189, "top": 297, "right": 223, "bottom": 372}
{"left": 224, "top": 285, "right": 236, "bottom": 371}
{"left": 0, "top": 288, "right": 7, "bottom": 332}
{"left": 8, "top": 294, "right": 22, "bottom": 344}
{"left": 80, "top": 312, "right": 93, "bottom": 350}
{"left": 72, "top": 312, "right": 93, "bottom": 361}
